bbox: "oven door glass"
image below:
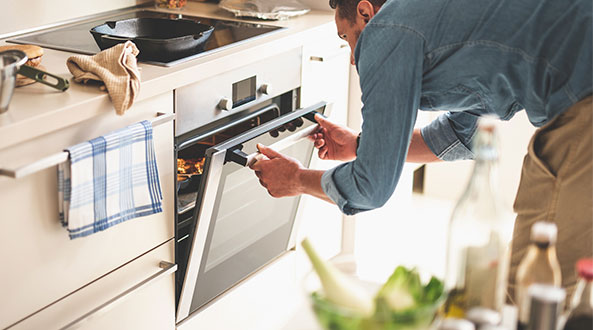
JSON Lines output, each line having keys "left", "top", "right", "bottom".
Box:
{"left": 177, "top": 102, "right": 327, "bottom": 320}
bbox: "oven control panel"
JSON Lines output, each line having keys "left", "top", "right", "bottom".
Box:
{"left": 175, "top": 48, "right": 302, "bottom": 136}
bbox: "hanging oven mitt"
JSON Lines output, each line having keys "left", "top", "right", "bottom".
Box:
{"left": 66, "top": 41, "right": 141, "bottom": 115}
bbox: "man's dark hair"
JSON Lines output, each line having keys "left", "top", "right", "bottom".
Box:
{"left": 329, "top": 0, "right": 387, "bottom": 21}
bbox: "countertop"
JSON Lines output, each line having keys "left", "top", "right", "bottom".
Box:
{"left": 0, "top": 2, "right": 336, "bottom": 150}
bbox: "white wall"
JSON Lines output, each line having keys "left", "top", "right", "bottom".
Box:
{"left": 0, "top": 0, "right": 150, "bottom": 36}
{"left": 423, "top": 112, "right": 536, "bottom": 208}
{"left": 299, "top": 0, "right": 332, "bottom": 11}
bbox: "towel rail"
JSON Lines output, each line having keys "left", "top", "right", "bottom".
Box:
{"left": 0, "top": 112, "right": 175, "bottom": 179}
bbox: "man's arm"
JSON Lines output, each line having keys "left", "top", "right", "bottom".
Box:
{"left": 298, "top": 169, "right": 334, "bottom": 204}
{"left": 406, "top": 128, "right": 441, "bottom": 163}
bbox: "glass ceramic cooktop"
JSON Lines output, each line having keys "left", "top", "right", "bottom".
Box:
{"left": 9, "top": 10, "right": 284, "bottom": 67}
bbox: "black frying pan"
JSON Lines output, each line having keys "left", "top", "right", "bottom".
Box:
{"left": 90, "top": 18, "right": 214, "bottom": 62}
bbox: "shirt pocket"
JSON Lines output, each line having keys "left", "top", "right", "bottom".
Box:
{"left": 420, "top": 85, "right": 485, "bottom": 112}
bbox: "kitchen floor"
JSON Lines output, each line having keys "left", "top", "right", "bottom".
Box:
{"left": 281, "top": 192, "right": 456, "bottom": 330}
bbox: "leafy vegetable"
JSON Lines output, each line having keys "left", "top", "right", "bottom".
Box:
{"left": 301, "top": 238, "right": 375, "bottom": 316}
{"left": 302, "top": 239, "right": 445, "bottom": 330}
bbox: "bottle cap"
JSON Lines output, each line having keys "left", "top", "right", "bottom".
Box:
{"left": 477, "top": 115, "right": 500, "bottom": 131}
{"left": 528, "top": 283, "right": 566, "bottom": 303}
{"left": 577, "top": 258, "right": 593, "bottom": 281}
{"left": 480, "top": 326, "right": 509, "bottom": 330}
{"left": 466, "top": 307, "right": 502, "bottom": 326}
{"left": 438, "top": 318, "right": 476, "bottom": 330}
{"left": 530, "top": 221, "right": 557, "bottom": 244}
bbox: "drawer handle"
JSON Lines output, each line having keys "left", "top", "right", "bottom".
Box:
{"left": 0, "top": 112, "right": 175, "bottom": 179}
{"left": 309, "top": 44, "right": 349, "bottom": 62}
{"left": 60, "top": 261, "right": 177, "bottom": 330}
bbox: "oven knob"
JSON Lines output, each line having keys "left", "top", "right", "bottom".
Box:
{"left": 259, "top": 84, "right": 272, "bottom": 95}
{"left": 218, "top": 98, "right": 233, "bottom": 111}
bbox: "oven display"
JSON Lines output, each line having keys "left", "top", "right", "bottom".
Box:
{"left": 232, "top": 76, "right": 256, "bottom": 108}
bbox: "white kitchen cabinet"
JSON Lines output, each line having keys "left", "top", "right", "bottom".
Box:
{"left": 0, "top": 92, "right": 175, "bottom": 329}
{"left": 296, "top": 25, "right": 351, "bottom": 275}
{"left": 9, "top": 240, "right": 176, "bottom": 330}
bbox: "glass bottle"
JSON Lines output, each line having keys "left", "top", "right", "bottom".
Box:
{"left": 515, "top": 221, "right": 562, "bottom": 329}
{"left": 563, "top": 258, "right": 593, "bottom": 330}
{"left": 443, "top": 117, "right": 515, "bottom": 318}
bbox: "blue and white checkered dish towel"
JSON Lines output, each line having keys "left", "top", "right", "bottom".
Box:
{"left": 58, "top": 120, "right": 163, "bottom": 239}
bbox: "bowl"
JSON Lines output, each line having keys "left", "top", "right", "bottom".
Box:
{"left": 303, "top": 256, "right": 445, "bottom": 330}
{"left": 0, "top": 50, "right": 27, "bottom": 114}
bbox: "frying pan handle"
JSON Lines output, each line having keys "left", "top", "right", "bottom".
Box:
{"left": 18, "top": 65, "right": 69, "bottom": 92}
{"left": 101, "top": 35, "right": 132, "bottom": 42}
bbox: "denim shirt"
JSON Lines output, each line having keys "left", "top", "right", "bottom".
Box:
{"left": 321, "top": 0, "right": 592, "bottom": 215}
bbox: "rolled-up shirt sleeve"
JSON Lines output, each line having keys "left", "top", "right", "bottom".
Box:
{"left": 421, "top": 112, "right": 479, "bottom": 161}
{"left": 421, "top": 111, "right": 479, "bottom": 161}
{"left": 321, "top": 24, "right": 424, "bottom": 215}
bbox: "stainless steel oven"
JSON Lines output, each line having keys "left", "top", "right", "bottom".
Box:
{"left": 173, "top": 47, "right": 327, "bottom": 322}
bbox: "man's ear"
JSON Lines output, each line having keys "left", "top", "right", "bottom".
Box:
{"left": 356, "top": 1, "right": 377, "bottom": 24}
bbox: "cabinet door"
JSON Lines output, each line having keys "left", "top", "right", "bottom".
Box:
{"left": 0, "top": 92, "right": 175, "bottom": 329}
{"left": 296, "top": 28, "right": 351, "bottom": 275}
{"left": 8, "top": 240, "right": 176, "bottom": 330}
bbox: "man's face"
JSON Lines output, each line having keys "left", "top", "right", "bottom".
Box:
{"left": 334, "top": 2, "right": 377, "bottom": 66}
{"left": 335, "top": 11, "right": 362, "bottom": 65}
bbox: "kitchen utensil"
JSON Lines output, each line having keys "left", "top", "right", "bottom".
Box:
{"left": 177, "top": 173, "right": 201, "bottom": 193}
{"left": 219, "top": 0, "right": 310, "bottom": 20}
{"left": 18, "top": 65, "right": 70, "bottom": 91}
{"left": 90, "top": 18, "right": 214, "bottom": 62}
{"left": 0, "top": 50, "right": 28, "bottom": 114}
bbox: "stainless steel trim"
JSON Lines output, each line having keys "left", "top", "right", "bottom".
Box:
{"left": 245, "top": 124, "right": 318, "bottom": 167}
{"left": 0, "top": 112, "right": 175, "bottom": 179}
{"left": 176, "top": 149, "right": 226, "bottom": 322}
{"left": 284, "top": 103, "right": 328, "bottom": 251}
{"left": 60, "top": 261, "right": 177, "bottom": 330}
{"left": 175, "top": 48, "right": 302, "bottom": 136}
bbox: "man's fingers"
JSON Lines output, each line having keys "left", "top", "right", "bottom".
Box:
{"left": 319, "top": 147, "right": 328, "bottom": 159}
{"left": 257, "top": 144, "right": 282, "bottom": 159}
{"left": 314, "top": 138, "right": 325, "bottom": 148}
{"left": 250, "top": 160, "right": 263, "bottom": 171}
{"left": 314, "top": 113, "right": 336, "bottom": 130}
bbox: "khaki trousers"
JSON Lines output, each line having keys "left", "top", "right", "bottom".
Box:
{"left": 508, "top": 96, "right": 593, "bottom": 303}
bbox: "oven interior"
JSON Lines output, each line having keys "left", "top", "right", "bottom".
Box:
{"left": 175, "top": 91, "right": 299, "bottom": 302}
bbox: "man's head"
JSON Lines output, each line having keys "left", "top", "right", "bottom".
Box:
{"left": 330, "top": 0, "right": 386, "bottom": 64}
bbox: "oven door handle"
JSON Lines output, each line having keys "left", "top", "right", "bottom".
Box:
{"left": 218, "top": 102, "right": 327, "bottom": 167}
{"left": 243, "top": 124, "right": 319, "bottom": 167}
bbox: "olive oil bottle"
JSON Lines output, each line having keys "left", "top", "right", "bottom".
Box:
{"left": 443, "top": 117, "right": 515, "bottom": 318}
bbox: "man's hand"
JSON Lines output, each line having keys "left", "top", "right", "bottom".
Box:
{"left": 250, "top": 144, "right": 304, "bottom": 198}
{"left": 309, "top": 114, "right": 358, "bottom": 161}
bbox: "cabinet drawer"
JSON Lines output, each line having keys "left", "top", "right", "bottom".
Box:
{"left": 8, "top": 239, "right": 176, "bottom": 330}
{"left": 0, "top": 93, "right": 175, "bottom": 329}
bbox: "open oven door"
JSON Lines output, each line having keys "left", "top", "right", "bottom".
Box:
{"left": 176, "top": 102, "right": 327, "bottom": 322}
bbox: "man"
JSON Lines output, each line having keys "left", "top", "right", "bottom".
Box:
{"left": 251, "top": 0, "right": 592, "bottom": 301}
